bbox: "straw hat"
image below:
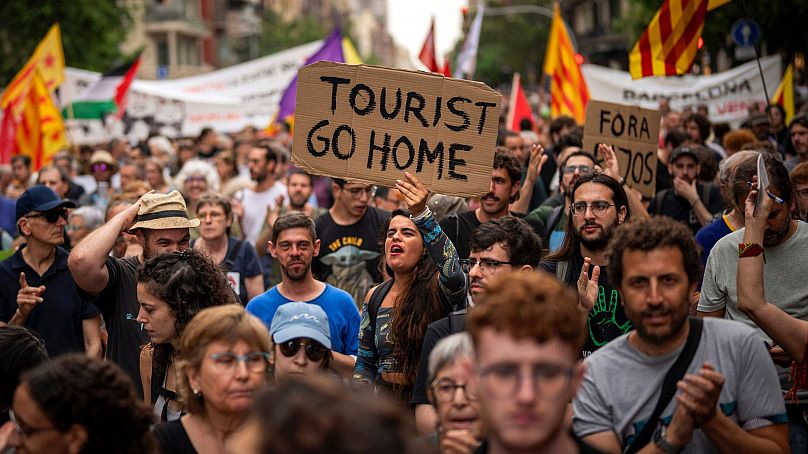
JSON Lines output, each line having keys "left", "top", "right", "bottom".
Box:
{"left": 128, "top": 190, "right": 200, "bottom": 231}
{"left": 89, "top": 150, "right": 119, "bottom": 173}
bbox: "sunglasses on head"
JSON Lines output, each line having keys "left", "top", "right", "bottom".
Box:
{"left": 278, "top": 339, "right": 328, "bottom": 362}
{"left": 26, "top": 208, "right": 68, "bottom": 223}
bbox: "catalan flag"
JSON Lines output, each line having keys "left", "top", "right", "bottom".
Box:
{"left": 772, "top": 64, "right": 794, "bottom": 124}
{"left": 14, "top": 70, "right": 68, "bottom": 169}
{"left": 628, "top": 0, "right": 730, "bottom": 80}
{"left": 543, "top": 3, "right": 589, "bottom": 123}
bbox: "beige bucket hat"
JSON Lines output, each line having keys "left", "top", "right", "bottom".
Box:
{"left": 128, "top": 190, "right": 200, "bottom": 231}
{"left": 89, "top": 150, "right": 119, "bottom": 173}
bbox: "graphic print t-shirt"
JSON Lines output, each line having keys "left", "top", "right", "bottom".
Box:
{"left": 313, "top": 207, "right": 390, "bottom": 308}
{"left": 541, "top": 255, "right": 632, "bottom": 357}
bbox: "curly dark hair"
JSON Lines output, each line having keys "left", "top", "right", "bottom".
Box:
{"left": 22, "top": 354, "right": 156, "bottom": 454}
{"left": 470, "top": 216, "right": 542, "bottom": 268}
{"left": 493, "top": 147, "right": 522, "bottom": 202}
{"left": 686, "top": 113, "right": 711, "bottom": 143}
{"left": 0, "top": 326, "right": 48, "bottom": 419}
{"left": 253, "top": 376, "right": 426, "bottom": 454}
{"left": 606, "top": 216, "right": 702, "bottom": 288}
{"left": 138, "top": 249, "right": 239, "bottom": 402}
{"left": 380, "top": 209, "right": 449, "bottom": 387}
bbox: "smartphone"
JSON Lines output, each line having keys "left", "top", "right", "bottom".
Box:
{"left": 754, "top": 154, "right": 769, "bottom": 217}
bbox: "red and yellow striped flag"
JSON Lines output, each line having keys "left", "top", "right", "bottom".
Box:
{"left": 15, "top": 70, "right": 68, "bottom": 169}
{"left": 772, "top": 64, "right": 794, "bottom": 124}
{"left": 628, "top": 0, "right": 730, "bottom": 80}
{"left": 543, "top": 3, "right": 589, "bottom": 123}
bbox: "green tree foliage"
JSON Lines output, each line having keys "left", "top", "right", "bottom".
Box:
{"left": 0, "top": 0, "right": 131, "bottom": 86}
{"left": 248, "top": 8, "right": 331, "bottom": 59}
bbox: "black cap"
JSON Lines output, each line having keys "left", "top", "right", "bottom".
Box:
{"left": 15, "top": 185, "right": 76, "bottom": 222}
{"left": 669, "top": 147, "right": 699, "bottom": 164}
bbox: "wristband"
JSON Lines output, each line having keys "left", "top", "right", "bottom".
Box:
{"left": 739, "top": 242, "right": 764, "bottom": 259}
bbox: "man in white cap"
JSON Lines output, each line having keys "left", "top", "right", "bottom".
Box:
{"left": 270, "top": 302, "right": 333, "bottom": 378}
{"left": 68, "top": 190, "right": 199, "bottom": 396}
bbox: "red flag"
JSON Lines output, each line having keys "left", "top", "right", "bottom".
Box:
{"left": 507, "top": 73, "right": 534, "bottom": 131}
{"left": 419, "top": 18, "right": 439, "bottom": 73}
{"left": 442, "top": 60, "right": 452, "bottom": 77}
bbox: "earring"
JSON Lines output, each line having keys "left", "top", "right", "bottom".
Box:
{"left": 193, "top": 388, "right": 200, "bottom": 397}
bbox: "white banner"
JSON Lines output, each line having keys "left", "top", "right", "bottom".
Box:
{"left": 60, "top": 40, "right": 323, "bottom": 145}
{"left": 582, "top": 56, "right": 781, "bottom": 126}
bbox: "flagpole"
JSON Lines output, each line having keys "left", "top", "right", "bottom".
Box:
{"left": 739, "top": 0, "right": 770, "bottom": 103}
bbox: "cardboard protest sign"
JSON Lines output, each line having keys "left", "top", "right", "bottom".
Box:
{"left": 582, "top": 100, "right": 661, "bottom": 198}
{"left": 291, "top": 62, "right": 501, "bottom": 198}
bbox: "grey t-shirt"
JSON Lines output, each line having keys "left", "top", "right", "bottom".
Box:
{"left": 573, "top": 318, "right": 787, "bottom": 453}
{"left": 698, "top": 221, "right": 808, "bottom": 332}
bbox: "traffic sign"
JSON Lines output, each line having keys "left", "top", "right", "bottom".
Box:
{"left": 731, "top": 19, "right": 761, "bottom": 47}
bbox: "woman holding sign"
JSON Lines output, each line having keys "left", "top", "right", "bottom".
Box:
{"left": 353, "top": 172, "right": 466, "bottom": 403}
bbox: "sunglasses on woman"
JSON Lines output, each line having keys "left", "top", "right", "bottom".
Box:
{"left": 278, "top": 339, "right": 328, "bottom": 362}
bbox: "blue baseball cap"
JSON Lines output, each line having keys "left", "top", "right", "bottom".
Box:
{"left": 15, "top": 185, "right": 76, "bottom": 222}
{"left": 270, "top": 302, "right": 331, "bottom": 349}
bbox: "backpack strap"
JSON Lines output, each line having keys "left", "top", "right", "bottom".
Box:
{"left": 555, "top": 259, "right": 570, "bottom": 285}
{"left": 654, "top": 188, "right": 669, "bottom": 215}
{"left": 222, "top": 238, "right": 244, "bottom": 272}
{"left": 368, "top": 279, "right": 395, "bottom": 331}
{"left": 448, "top": 308, "right": 468, "bottom": 334}
{"left": 546, "top": 205, "right": 565, "bottom": 235}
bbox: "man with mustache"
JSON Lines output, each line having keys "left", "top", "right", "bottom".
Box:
{"left": 440, "top": 148, "right": 542, "bottom": 260}
{"left": 574, "top": 217, "right": 788, "bottom": 453}
{"left": 247, "top": 211, "right": 360, "bottom": 378}
{"left": 698, "top": 154, "right": 808, "bottom": 450}
{"left": 541, "top": 172, "right": 632, "bottom": 358}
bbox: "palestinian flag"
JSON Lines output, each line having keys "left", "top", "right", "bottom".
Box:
{"left": 64, "top": 56, "right": 141, "bottom": 119}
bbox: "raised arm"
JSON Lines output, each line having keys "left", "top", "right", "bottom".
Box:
{"left": 737, "top": 181, "right": 808, "bottom": 363}
{"left": 68, "top": 197, "right": 143, "bottom": 295}
{"left": 598, "top": 144, "right": 650, "bottom": 220}
{"left": 396, "top": 172, "right": 467, "bottom": 310}
{"left": 510, "top": 144, "right": 547, "bottom": 215}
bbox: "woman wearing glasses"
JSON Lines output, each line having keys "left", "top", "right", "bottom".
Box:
{"left": 173, "top": 159, "right": 220, "bottom": 221}
{"left": 426, "top": 333, "right": 483, "bottom": 454}
{"left": 353, "top": 172, "right": 466, "bottom": 403}
{"left": 270, "top": 302, "right": 333, "bottom": 378}
{"left": 154, "top": 304, "right": 271, "bottom": 454}
{"left": 137, "top": 250, "right": 239, "bottom": 424}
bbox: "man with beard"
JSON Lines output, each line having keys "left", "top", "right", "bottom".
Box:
{"left": 68, "top": 191, "right": 197, "bottom": 396}
{"left": 440, "top": 148, "right": 542, "bottom": 260}
{"left": 235, "top": 144, "right": 287, "bottom": 244}
{"left": 698, "top": 155, "right": 808, "bottom": 450}
{"left": 786, "top": 114, "right": 808, "bottom": 172}
{"left": 413, "top": 216, "right": 542, "bottom": 433}
{"left": 574, "top": 217, "right": 788, "bottom": 453}
{"left": 541, "top": 172, "right": 631, "bottom": 357}
{"left": 649, "top": 147, "right": 723, "bottom": 234}
{"left": 247, "top": 211, "right": 359, "bottom": 378}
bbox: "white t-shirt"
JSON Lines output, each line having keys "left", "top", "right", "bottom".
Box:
{"left": 239, "top": 182, "right": 287, "bottom": 244}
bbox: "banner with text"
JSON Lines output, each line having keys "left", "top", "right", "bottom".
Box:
{"left": 583, "top": 100, "right": 661, "bottom": 198}
{"left": 292, "top": 62, "right": 501, "bottom": 198}
{"left": 582, "top": 56, "right": 780, "bottom": 126}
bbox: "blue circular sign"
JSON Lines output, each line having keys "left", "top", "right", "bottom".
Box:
{"left": 731, "top": 19, "right": 761, "bottom": 47}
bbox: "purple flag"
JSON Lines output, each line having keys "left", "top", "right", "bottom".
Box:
{"left": 275, "top": 29, "right": 345, "bottom": 129}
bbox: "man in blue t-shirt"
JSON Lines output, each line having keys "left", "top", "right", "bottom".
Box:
{"left": 247, "top": 211, "right": 360, "bottom": 379}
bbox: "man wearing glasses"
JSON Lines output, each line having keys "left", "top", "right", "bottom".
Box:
{"left": 466, "top": 270, "right": 604, "bottom": 454}
{"left": 0, "top": 186, "right": 102, "bottom": 358}
{"left": 541, "top": 172, "right": 632, "bottom": 358}
{"left": 312, "top": 178, "right": 389, "bottom": 307}
{"left": 413, "top": 216, "right": 542, "bottom": 433}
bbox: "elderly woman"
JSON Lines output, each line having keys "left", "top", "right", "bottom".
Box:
{"left": 67, "top": 206, "right": 104, "bottom": 247}
{"left": 1, "top": 354, "right": 155, "bottom": 454}
{"left": 153, "top": 304, "right": 271, "bottom": 454}
{"left": 173, "top": 159, "right": 220, "bottom": 216}
{"left": 192, "top": 194, "right": 263, "bottom": 305}
{"left": 427, "top": 333, "right": 483, "bottom": 454}
{"left": 137, "top": 250, "right": 239, "bottom": 423}
{"left": 270, "top": 302, "right": 332, "bottom": 378}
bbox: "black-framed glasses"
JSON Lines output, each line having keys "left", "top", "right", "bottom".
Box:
{"left": 477, "top": 363, "right": 574, "bottom": 400}
{"left": 344, "top": 186, "right": 376, "bottom": 199}
{"left": 430, "top": 378, "right": 478, "bottom": 403}
{"left": 209, "top": 351, "right": 270, "bottom": 374}
{"left": 460, "top": 258, "right": 512, "bottom": 275}
{"left": 25, "top": 208, "right": 68, "bottom": 223}
{"left": 570, "top": 201, "right": 614, "bottom": 217}
{"left": 8, "top": 408, "right": 59, "bottom": 436}
{"left": 278, "top": 339, "right": 329, "bottom": 362}
{"left": 562, "top": 165, "right": 592, "bottom": 174}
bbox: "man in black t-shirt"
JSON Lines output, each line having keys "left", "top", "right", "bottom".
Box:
{"left": 440, "top": 148, "right": 542, "bottom": 259}
{"left": 648, "top": 146, "right": 723, "bottom": 234}
{"left": 312, "top": 179, "right": 390, "bottom": 307}
{"left": 541, "top": 172, "right": 632, "bottom": 358}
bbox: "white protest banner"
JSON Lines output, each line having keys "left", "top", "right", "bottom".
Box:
{"left": 582, "top": 100, "right": 661, "bottom": 199}
{"left": 582, "top": 56, "right": 780, "bottom": 126}
{"left": 59, "top": 40, "right": 322, "bottom": 144}
{"left": 292, "top": 62, "right": 501, "bottom": 198}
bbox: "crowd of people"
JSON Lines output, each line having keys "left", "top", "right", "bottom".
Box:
{"left": 0, "top": 98, "right": 808, "bottom": 454}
